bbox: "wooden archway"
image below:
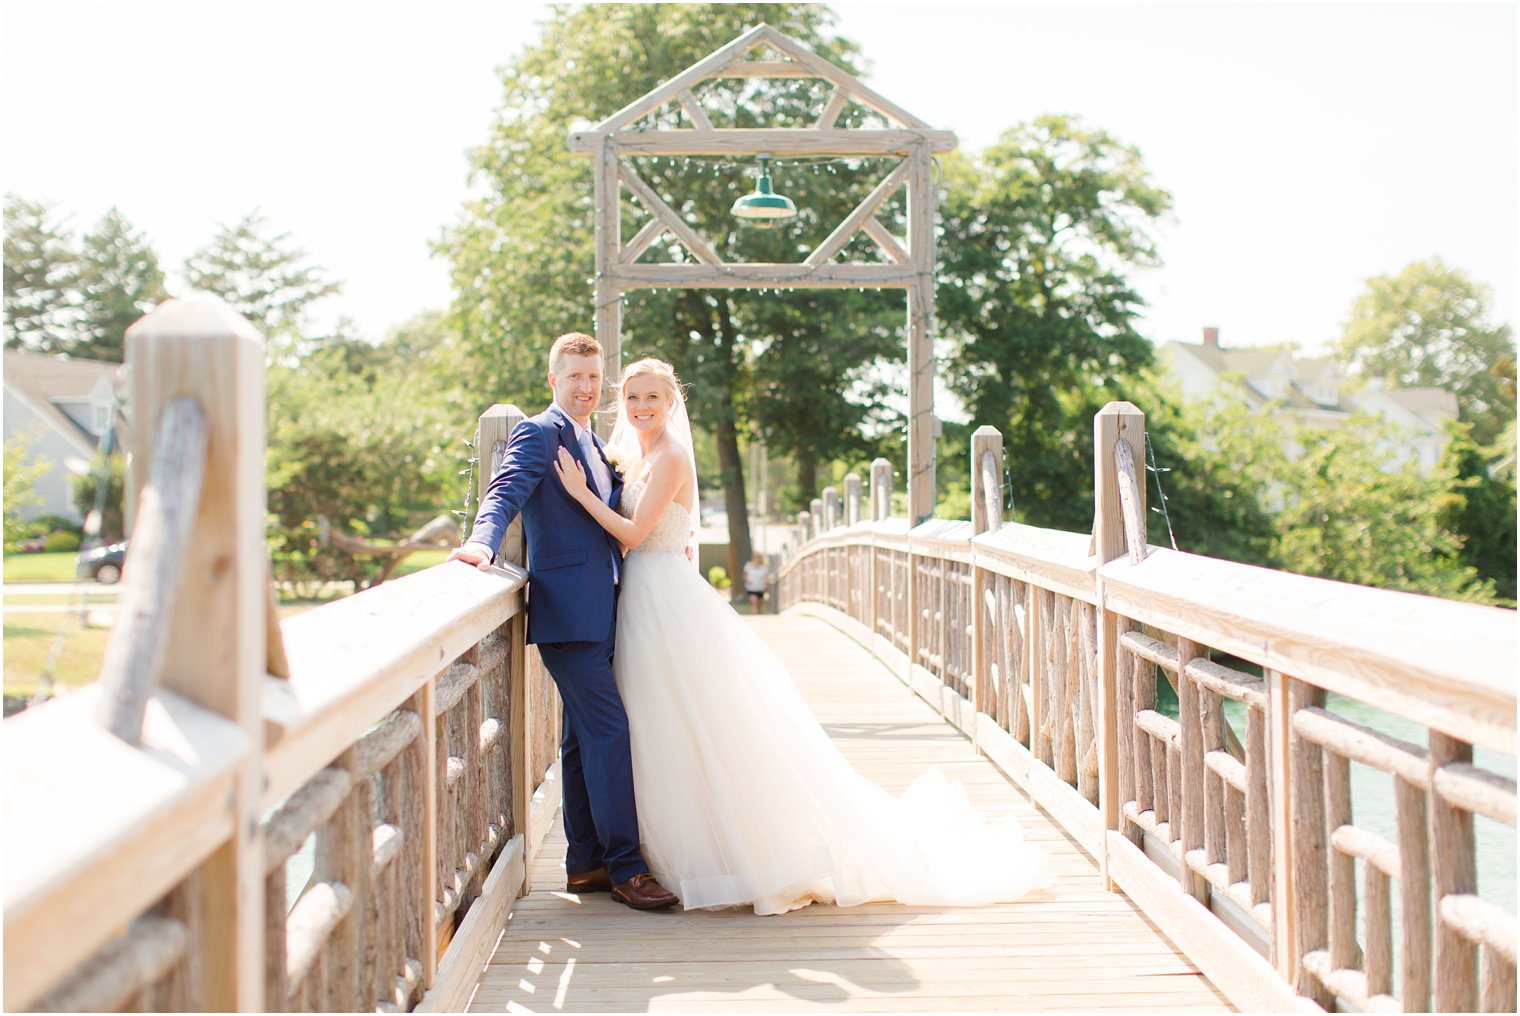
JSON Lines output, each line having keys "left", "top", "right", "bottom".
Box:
{"left": 570, "top": 23, "right": 957, "bottom": 523}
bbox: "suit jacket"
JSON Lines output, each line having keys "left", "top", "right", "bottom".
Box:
{"left": 466, "top": 405, "right": 624, "bottom": 644}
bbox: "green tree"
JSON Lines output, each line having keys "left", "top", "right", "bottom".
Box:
{"left": 1437, "top": 425, "right": 1517, "bottom": 604}
{"left": 440, "top": 3, "right": 903, "bottom": 575}
{"left": 1335, "top": 259, "right": 1516, "bottom": 445}
{"left": 1198, "top": 396, "right": 1492, "bottom": 602}
{"left": 3, "top": 196, "right": 78, "bottom": 353}
{"left": 3, "top": 431, "right": 49, "bottom": 550}
{"left": 73, "top": 207, "right": 169, "bottom": 362}
{"left": 183, "top": 209, "right": 341, "bottom": 346}
{"left": 936, "top": 115, "right": 1171, "bottom": 533}
{"left": 265, "top": 319, "right": 462, "bottom": 590}
{"left": 745, "top": 289, "right": 902, "bottom": 508}
{"left": 70, "top": 452, "right": 127, "bottom": 543}
{"left": 1122, "top": 375, "right": 1280, "bottom": 567}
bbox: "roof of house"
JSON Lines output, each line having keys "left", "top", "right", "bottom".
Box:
{"left": 4, "top": 349, "right": 127, "bottom": 453}
{"left": 1221, "top": 348, "right": 1294, "bottom": 375}
{"left": 1168, "top": 339, "right": 1460, "bottom": 429}
{"left": 1380, "top": 387, "right": 1459, "bottom": 421}
{"left": 1294, "top": 356, "right": 1342, "bottom": 381}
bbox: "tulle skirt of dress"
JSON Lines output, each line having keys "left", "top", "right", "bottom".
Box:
{"left": 614, "top": 550, "right": 1050, "bottom": 915}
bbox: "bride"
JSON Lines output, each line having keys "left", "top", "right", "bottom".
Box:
{"left": 552, "top": 357, "right": 1048, "bottom": 915}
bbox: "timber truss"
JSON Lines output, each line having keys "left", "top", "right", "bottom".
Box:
{"left": 571, "top": 22, "right": 956, "bottom": 521}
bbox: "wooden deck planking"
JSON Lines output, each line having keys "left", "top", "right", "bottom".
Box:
{"left": 467, "top": 614, "right": 1233, "bottom": 1012}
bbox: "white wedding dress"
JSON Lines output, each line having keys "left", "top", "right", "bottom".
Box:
{"left": 613, "top": 480, "right": 1050, "bottom": 915}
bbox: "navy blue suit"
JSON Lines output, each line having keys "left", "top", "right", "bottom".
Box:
{"left": 466, "top": 405, "right": 645, "bottom": 883}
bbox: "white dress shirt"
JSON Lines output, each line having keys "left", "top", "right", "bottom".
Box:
{"left": 566, "top": 414, "right": 613, "bottom": 504}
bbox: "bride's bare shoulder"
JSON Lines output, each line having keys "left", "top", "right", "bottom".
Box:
{"left": 641, "top": 444, "right": 696, "bottom": 486}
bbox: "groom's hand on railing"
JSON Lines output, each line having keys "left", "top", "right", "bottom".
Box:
{"left": 448, "top": 544, "right": 495, "bottom": 571}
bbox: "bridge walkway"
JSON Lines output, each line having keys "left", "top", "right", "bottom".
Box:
{"left": 466, "top": 614, "right": 1232, "bottom": 1013}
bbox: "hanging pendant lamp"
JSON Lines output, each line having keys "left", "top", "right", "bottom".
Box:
{"left": 731, "top": 155, "right": 798, "bottom": 227}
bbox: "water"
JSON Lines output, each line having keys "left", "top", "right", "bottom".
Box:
{"left": 1195, "top": 687, "right": 1517, "bottom": 987}
{"left": 1313, "top": 695, "right": 1516, "bottom": 912}
{"left": 1153, "top": 678, "right": 1516, "bottom": 911}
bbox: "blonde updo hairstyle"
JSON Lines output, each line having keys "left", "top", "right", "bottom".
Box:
{"left": 619, "top": 357, "right": 685, "bottom": 405}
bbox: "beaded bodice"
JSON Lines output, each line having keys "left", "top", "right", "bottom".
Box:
{"left": 620, "top": 478, "right": 692, "bottom": 555}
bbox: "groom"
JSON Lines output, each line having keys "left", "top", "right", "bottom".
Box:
{"left": 448, "top": 332, "right": 678, "bottom": 911}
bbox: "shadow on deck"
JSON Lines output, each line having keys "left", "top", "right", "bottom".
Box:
{"left": 467, "top": 614, "right": 1232, "bottom": 1013}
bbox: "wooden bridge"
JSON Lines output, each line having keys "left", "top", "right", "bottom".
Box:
{"left": 468, "top": 613, "right": 1230, "bottom": 1012}
{"left": 4, "top": 304, "right": 1516, "bottom": 1013}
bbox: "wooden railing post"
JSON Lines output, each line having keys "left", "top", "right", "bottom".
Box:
{"left": 1288, "top": 681, "right": 1334, "bottom": 1008}
{"left": 125, "top": 299, "right": 266, "bottom": 1011}
{"left": 870, "top": 458, "right": 892, "bottom": 521}
{"left": 477, "top": 405, "right": 526, "bottom": 568}
{"left": 970, "top": 426, "right": 1003, "bottom": 537}
{"left": 1093, "top": 402, "right": 1145, "bottom": 889}
{"left": 906, "top": 527, "right": 920, "bottom": 694}
{"left": 1266, "top": 669, "right": 1297, "bottom": 982}
{"left": 475, "top": 405, "right": 532, "bottom": 897}
{"left": 810, "top": 498, "right": 823, "bottom": 538}
{"left": 796, "top": 510, "right": 810, "bottom": 549}
{"left": 822, "top": 486, "right": 840, "bottom": 531}
{"left": 843, "top": 473, "right": 862, "bottom": 527}
{"left": 970, "top": 427, "right": 1003, "bottom": 742}
{"left": 1430, "top": 732, "right": 1478, "bottom": 1012}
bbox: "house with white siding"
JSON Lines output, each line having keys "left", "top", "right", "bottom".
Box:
{"left": 1164, "top": 327, "right": 1457, "bottom": 473}
{"left": 3, "top": 350, "right": 126, "bottom": 522}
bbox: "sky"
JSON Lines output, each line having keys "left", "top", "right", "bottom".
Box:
{"left": 3, "top": 1, "right": 1516, "bottom": 356}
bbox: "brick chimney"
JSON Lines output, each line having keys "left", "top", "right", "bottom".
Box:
{"left": 1202, "top": 326, "right": 1220, "bottom": 348}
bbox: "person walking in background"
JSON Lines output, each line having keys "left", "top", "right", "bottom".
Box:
{"left": 743, "top": 552, "right": 770, "bottom": 615}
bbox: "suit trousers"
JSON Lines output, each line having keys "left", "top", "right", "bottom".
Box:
{"left": 535, "top": 598, "right": 645, "bottom": 884}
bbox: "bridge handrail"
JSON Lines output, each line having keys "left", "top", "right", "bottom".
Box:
{"left": 264, "top": 559, "right": 526, "bottom": 809}
{"left": 1099, "top": 546, "right": 1514, "bottom": 754}
{"left": 3, "top": 681, "right": 252, "bottom": 1010}
{"left": 778, "top": 401, "right": 1516, "bottom": 1014}
{"left": 785, "top": 522, "right": 1514, "bottom": 747}
{"left": 3, "top": 302, "right": 560, "bottom": 1014}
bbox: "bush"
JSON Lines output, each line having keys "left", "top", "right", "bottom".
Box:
{"left": 70, "top": 454, "right": 126, "bottom": 541}
{"left": 707, "top": 565, "right": 731, "bottom": 589}
{"left": 33, "top": 515, "right": 82, "bottom": 538}
{"left": 42, "top": 531, "right": 81, "bottom": 553}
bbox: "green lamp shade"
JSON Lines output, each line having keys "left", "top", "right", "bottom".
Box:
{"left": 732, "top": 157, "right": 798, "bottom": 224}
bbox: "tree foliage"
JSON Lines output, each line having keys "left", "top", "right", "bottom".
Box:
{"left": 936, "top": 115, "right": 1171, "bottom": 532}
{"left": 745, "top": 289, "right": 902, "bottom": 506}
{"left": 4, "top": 431, "right": 49, "bottom": 550}
{"left": 1122, "top": 376, "right": 1280, "bottom": 568}
{"left": 1194, "top": 394, "right": 1493, "bottom": 602}
{"left": 74, "top": 208, "right": 168, "bottom": 362}
{"left": 1437, "top": 425, "right": 1517, "bottom": 604}
{"left": 439, "top": 3, "right": 906, "bottom": 572}
{"left": 264, "top": 313, "right": 464, "bottom": 590}
{"left": 70, "top": 452, "right": 127, "bottom": 543}
{"left": 1335, "top": 258, "right": 1516, "bottom": 445}
{"left": 184, "top": 209, "right": 341, "bottom": 347}
{"left": 4, "top": 199, "right": 168, "bottom": 361}
{"left": 3, "top": 195, "right": 78, "bottom": 354}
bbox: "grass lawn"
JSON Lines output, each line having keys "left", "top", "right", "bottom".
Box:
{"left": 3, "top": 548, "right": 456, "bottom": 711}
{"left": 393, "top": 549, "right": 449, "bottom": 577}
{"left": 4, "top": 611, "right": 113, "bottom": 702}
{"left": 3, "top": 552, "right": 78, "bottom": 583}
{"left": 4, "top": 592, "right": 117, "bottom": 606}
{"left": 3, "top": 549, "right": 449, "bottom": 586}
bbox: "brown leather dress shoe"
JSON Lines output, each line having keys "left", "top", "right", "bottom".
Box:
{"left": 610, "top": 872, "right": 679, "bottom": 910}
{"left": 566, "top": 867, "right": 612, "bottom": 893}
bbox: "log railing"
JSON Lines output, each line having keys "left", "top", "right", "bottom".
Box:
{"left": 2, "top": 300, "right": 560, "bottom": 1013}
{"left": 779, "top": 400, "right": 1516, "bottom": 1013}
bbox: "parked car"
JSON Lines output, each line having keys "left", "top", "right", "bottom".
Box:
{"left": 77, "top": 540, "right": 127, "bottom": 584}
